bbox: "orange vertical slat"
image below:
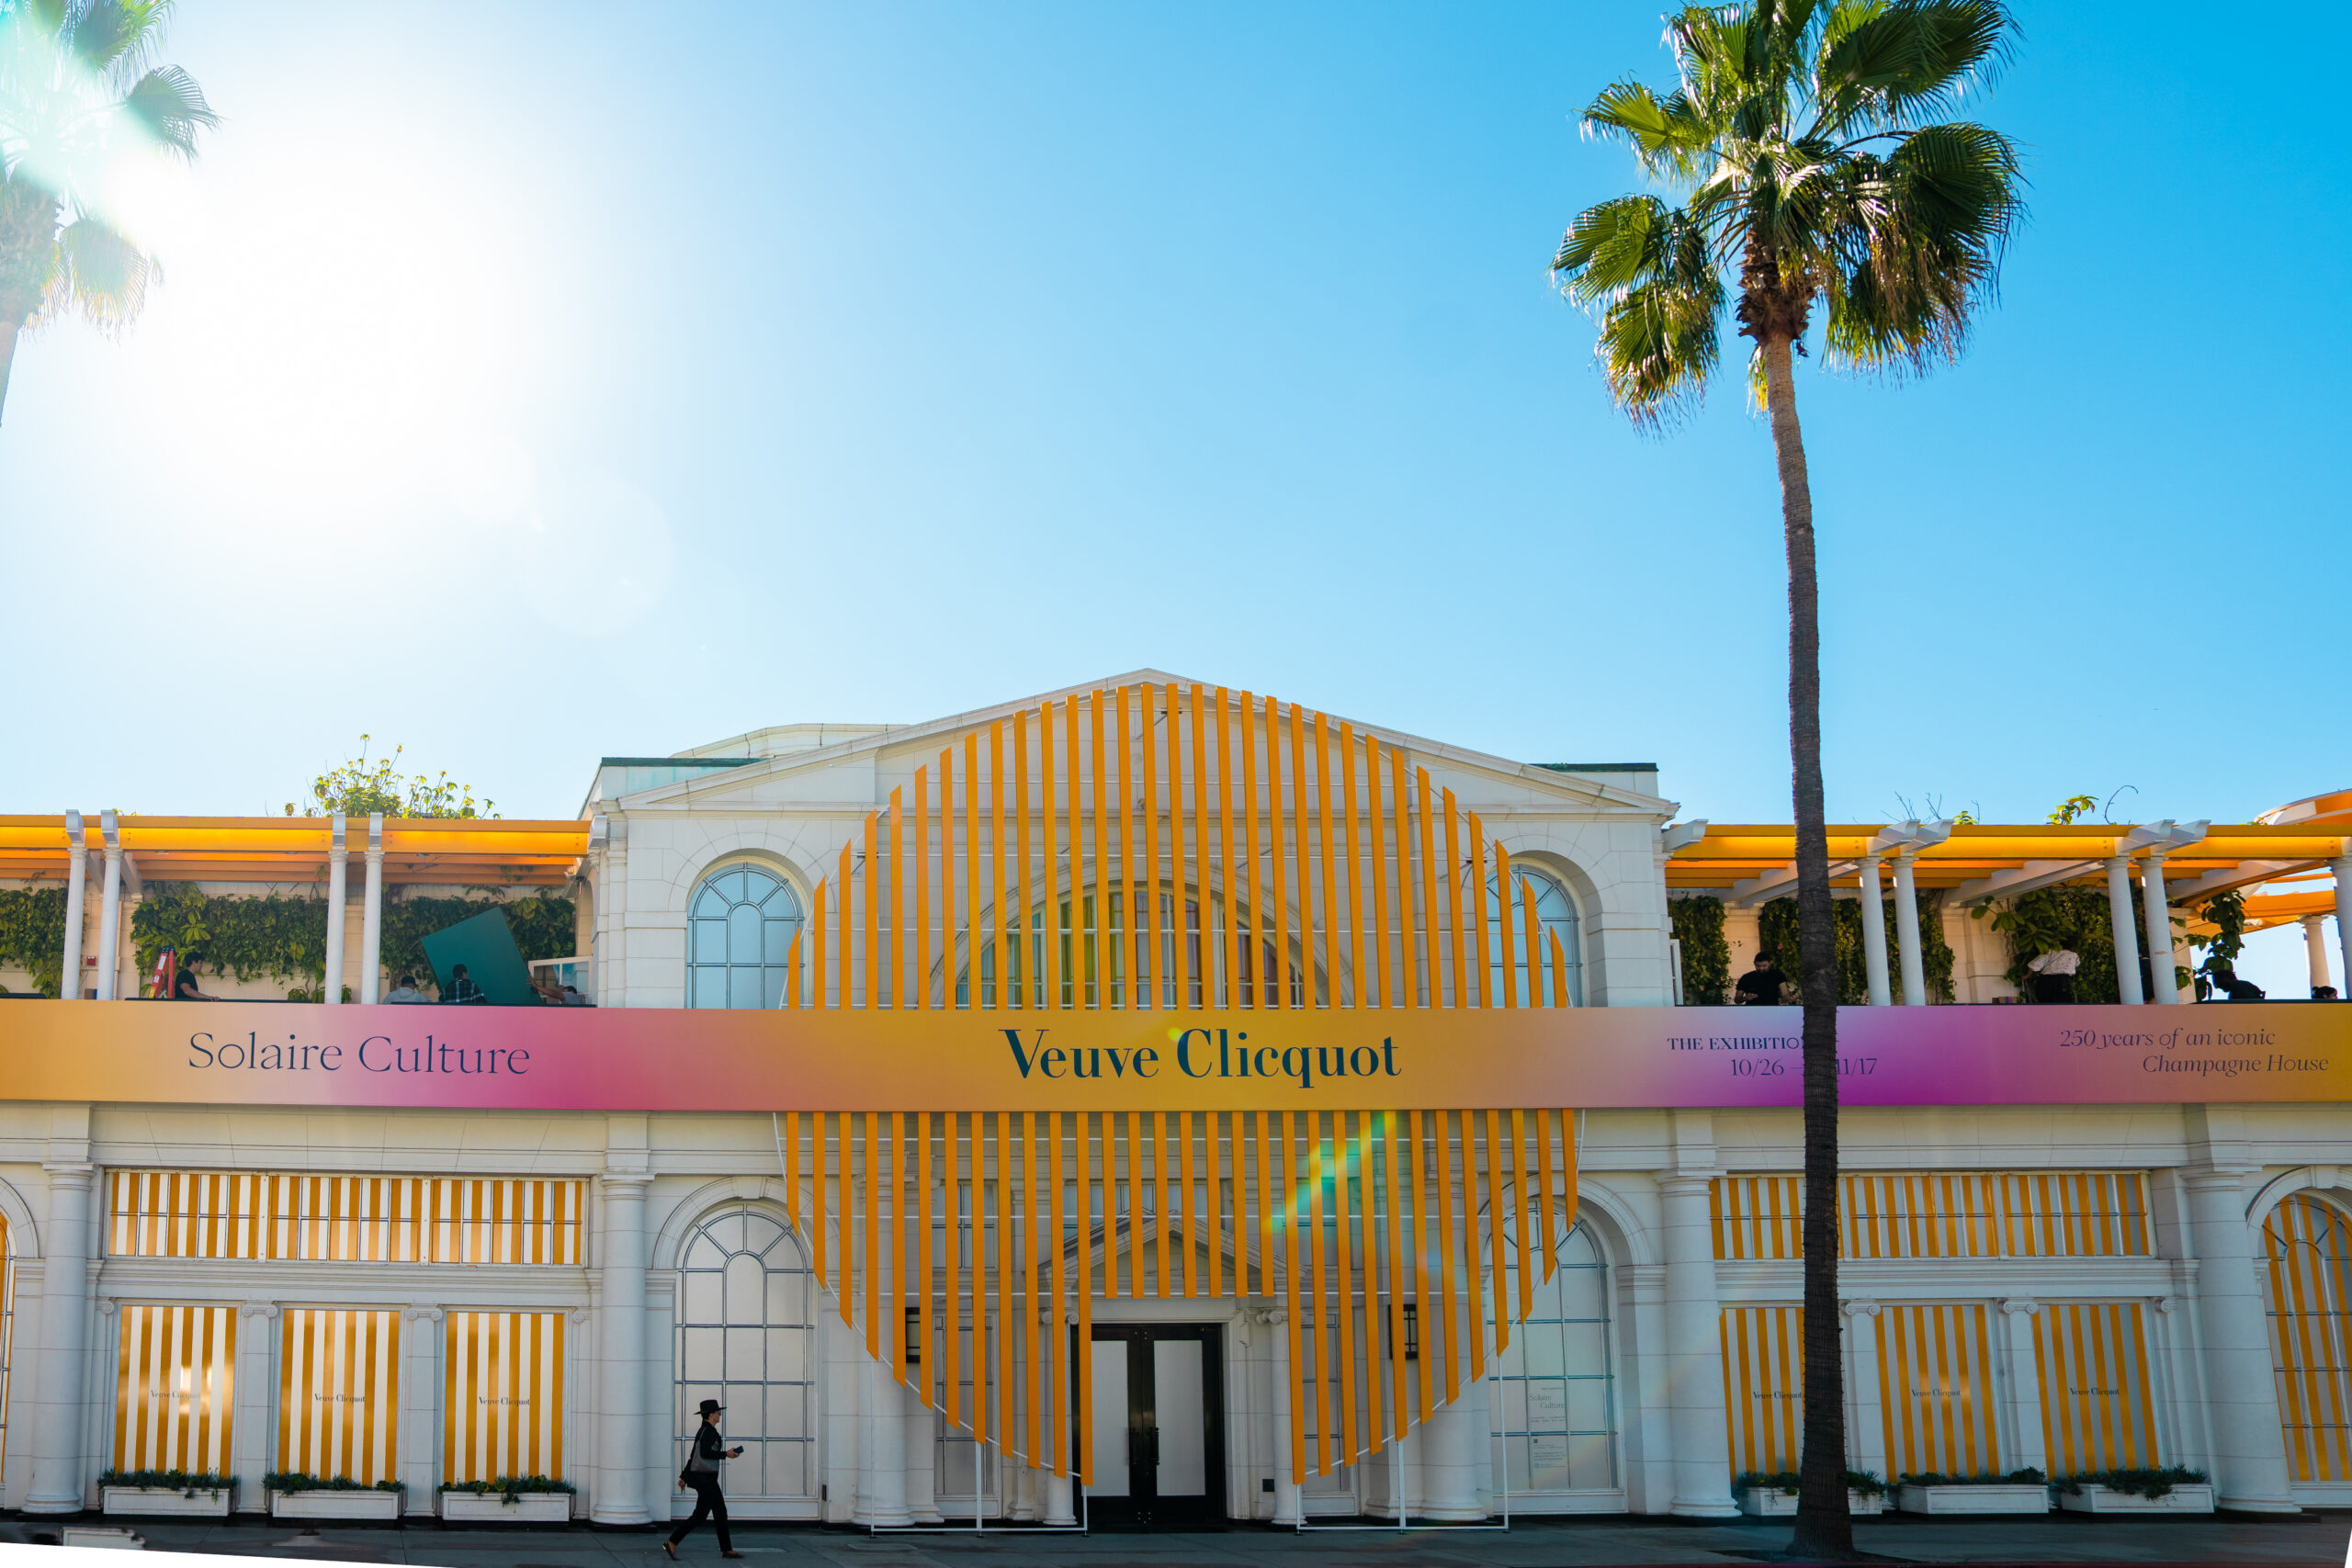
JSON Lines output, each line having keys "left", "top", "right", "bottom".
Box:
{"left": 1412, "top": 765, "right": 1442, "bottom": 1008}
{"left": 1494, "top": 842, "right": 1519, "bottom": 1007}
{"left": 1237, "top": 692, "right": 1261, "bottom": 1008}
{"left": 1332, "top": 1111, "right": 1358, "bottom": 1465}
{"left": 1550, "top": 930, "right": 1569, "bottom": 1008}
{"left": 1522, "top": 877, "right": 1544, "bottom": 1010}
{"left": 944, "top": 1114, "right": 963, "bottom": 1430}
{"left": 863, "top": 812, "right": 879, "bottom": 1008}
{"left": 888, "top": 786, "right": 905, "bottom": 1008}
{"left": 1039, "top": 705, "right": 1057, "bottom": 1012}
{"left": 1383, "top": 1110, "right": 1408, "bottom": 1440}
{"left": 916, "top": 1113, "right": 933, "bottom": 1399}
{"left": 1090, "top": 691, "right": 1109, "bottom": 1008}
{"left": 1360, "top": 730, "right": 1393, "bottom": 1010}
{"left": 1268, "top": 696, "right": 1294, "bottom": 1007}
{"left": 1115, "top": 685, "right": 1136, "bottom": 1007}
{"left": 1213, "top": 689, "right": 1238, "bottom": 1005}
{"left": 964, "top": 733, "right": 981, "bottom": 1008}
{"left": 996, "top": 1110, "right": 1014, "bottom": 1453}
{"left": 1206, "top": 1111, "right": 1223, "bottom": 1300}
{"left": 1048, "top": 1111, "right": 1067, "bottom": 1476}
{"left": 1066, "top": 696, "right": 1084, "bottom": 1008}
{"left": 836, "top": 841, "right": 854, "bottom": 1009}
{"left": 1510, "top": 1109, "right": 1533, "bottom": 1325}
{"left": 940, "top": 749, "right": 956, "bottom": 1011}
{"left": 1024, "top": 1111, "right": 1042, "bottom": 1467}
{"left": 1465, "top": 809, "right": 1492, "bottom": 1008}
{"left": 1314, "top": 712, "right": 1340, "bottom": 1006}
{"left": 1016, "top": 712, "right": 1033, "bottom": 1009}
{"left": 1077, "top": 1112, "right": 1094, "bottom": 1486}
{"left": 1336, "top": 720, "right": 1364, "bottom": 1007}
{"left": 989, "top": 720, "right": 1006, "bottom": 1009}
{"left": 1537, "top": 1107, "right": 1559, "bottom": 1280}
{"left": 1180, "top": 1111, "right": 1198, "bottom": 1297}
{"left": 913, "top": 766, "right": 931, "bottom": 1010}
{"left": 810, "top": 884, "right": 828, "bottom": 1009}
{"left": 865, "top": 1112, "right": 882, "bottom": 1359}
{"left": 972, "top": 1114, "right": 990, "bottom": 1446}
{"left": 1278, "top": 1111, "right": 1306, "bottom": 1483}
{"left": 1142, "top": 685, "right": 1161, "bottom": 1009}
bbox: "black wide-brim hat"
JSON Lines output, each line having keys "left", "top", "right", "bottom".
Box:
{"left": 698, "top": 1398, "right": 724, "bottom": 1416}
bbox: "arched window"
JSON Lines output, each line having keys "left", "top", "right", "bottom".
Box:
{"left": 1484, "top": 864, "right": 1583, "bottom": 1007}
{"left": 688, "top": 864, "right": 803, "bottom": 1009}
{"left": 1496, "top": 1221, "right": 1616, "bottom": 1501}
{"left": 674, "top": 1202, "right": 815, "bottom": 1507}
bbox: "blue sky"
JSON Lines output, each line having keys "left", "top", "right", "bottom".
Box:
{"left": 6, "top": 4, "right": 2345, "bottom": 986}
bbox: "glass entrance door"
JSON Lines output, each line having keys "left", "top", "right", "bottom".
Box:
{"left": 1082, "top": 1324, "right": 1225, "bottom": 1529}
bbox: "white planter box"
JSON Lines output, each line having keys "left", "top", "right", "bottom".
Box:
{"left": 1894, "top": 1483, "right": 2051, "bottom": 1515}
{"left": 2057, "top": 1483, "right": 2214, "bottom": 1515}
{"left": 61, "top": 1527, "right": 146, "bottom": 1551}
{"left": 1736, "top": 1487, "right": 1885, "bottom": 1516}
{"left": 270, "top": 1487, "right": 404, "bottom": 1521}
{"left": 438, "top": 1491, "right": 573, "bottom": 1523}
{"left": 102, "top": 1484, "right": 232, "bottom": 1517}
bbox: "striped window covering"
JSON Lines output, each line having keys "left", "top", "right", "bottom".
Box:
{"left": 107, "top": 1172, "right": 583, "bottom": 1264}
{"left": 2032, "top": 1302, "right": 2159, "bottom": 1475}
{"left": 2262, "top": 1193, "right": 2352, "bottom": 1483}
{"left": 111, "top": 1304, "right": 237, "bottom": 1474}
{"left": 1876, "top": 1303, "right": 2000, "bottom": 1478}
{"left": 445, "top": 1313, "right": 566, "bottom": 1484}
{"left": 277, "top": 1308, "right": 400, "bottom": 1483}
{"left": 1711, "top": 1173, "right": 2152, "bottom": 1261}
{"left": 0, "top": 1211, "right": 14, "bottom": 1480}
{"left": 1721, "top": 1306, "right": 1804, "bottom": 1475}
{"left": 1999, "top": 1174, "right": 2150, "bottom": 1258}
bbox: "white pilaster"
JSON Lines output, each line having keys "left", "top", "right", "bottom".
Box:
{"left": 2106, "top": 855, "right": 2145, "bottom": 1004}
{"left": 358, "top": 814, "right": 384, "bottom": 1004}
{"left": 400, "top": 1307, "right": 442, "bottom": 1509}
{"left": 1268, "top": 1309, "right": 1300, "bottom": 1523}
{"left": 1659, "top": 1168, "right": 1738, "bottom": 1514}
{"left": 1998, "top": 1299, "right": 2044, "bottom": 1474}
{"left": 907, "top": 1380, "right": 944, "bottom": 1523}
{"left": 232, "top": 1303, "right": 278, "bottom": 1510}
{"left": 2181, "top": 1156, "right": 2295, "bottom": 1511}
{"left": 2143, "top": 854, "right": 2179, "bottom": 1004}
{"left": 1418, "top": 1378, "right": 1487, "bottom": 1520}
{"left": 60, "top": 811, "right": 87, "bottom": 1000}
{"left": 594, "top": 1172, "right": 652, "bottom": 1525}
{"left": 1842, "top": 1300, "right": 1884, "bottom": 1481}
{"left": 1858, "top": 854, "right": 1891, "bottom": 1007}
{"left": 323, "top": 814, "right": 348, "bottom": 1004}
{"left": 1892, "top": 849, "right": 1927, "bottom": 1006}
{"left": 857, "top": 1357, "right": 912, "bottom": 1526}
{"left": 25, "top": 1158, "right": 95, "bottom": 1513}
{"left": 93, "top": 811, "right": 122, "bottom": 1001}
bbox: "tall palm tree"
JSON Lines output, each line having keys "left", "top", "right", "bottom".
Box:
{"left": 1550, "top": 2, "right": 2020, "bottom": 1554}
{"left": 0, "top": 0, "right": 218, "bottom": 424}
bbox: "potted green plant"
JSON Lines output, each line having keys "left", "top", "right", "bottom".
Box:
{"left": 2054, "top": 1467, "right": 2213, "bottom": 1514}
{"left": 97, "top": 1468, "right": 235, "bottom": 1517}
{"left": 1894, "top": 1468, "right": 2052, "bottom": 1515}
{"left": 265, "top": 1472, "right": 405, "bottom": 1522}
{"left": 435, "top": 1474, "right": 576, "bottom": 1523}
{"left": 1733, "top": 1470, "right": 1887, "bottom": 1517}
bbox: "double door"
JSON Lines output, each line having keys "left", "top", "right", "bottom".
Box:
{"left": 1084, "top": 1324, "right": 1225, "bottom": 1529}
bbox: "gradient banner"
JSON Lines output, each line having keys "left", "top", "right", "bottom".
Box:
{"left": 0, "top": 1001, "right": 2345, "bottom": 1111}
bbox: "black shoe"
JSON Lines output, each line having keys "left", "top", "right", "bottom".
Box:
{"left": 662, "top": 1543, "right": 679, "bottom": 1561}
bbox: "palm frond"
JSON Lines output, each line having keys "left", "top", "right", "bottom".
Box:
{"left": 1813, "top": 0, "right": 2013, "bottom": 136}
{"left": 1597, "top": 271, "right": 1725, "bottom": 426}
{"left": 121, "top": 62, "right": 216, "bottom": 154}
{"left": 37, "top": 211, "right": 149, "bottom": 330}
{"left": 1582, "top": 79, "right": 1716, "bottom": 182}
{"left": 68, "top": 0, "right": 173, "bottom": 79}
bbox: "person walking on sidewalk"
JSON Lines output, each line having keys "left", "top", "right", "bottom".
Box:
{"left": 667, "top": 1399, "right": 745, "bottom": 1560}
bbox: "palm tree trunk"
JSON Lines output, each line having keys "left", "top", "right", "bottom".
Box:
{"left": 0, "top": 320, "right": 19, "bottom": 426}
{"left": 1762, "top": 330, "right": 1853, "bottom": 1560}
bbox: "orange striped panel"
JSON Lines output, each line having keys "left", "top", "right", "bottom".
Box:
{"left": 1720, "top": 1305, "right": 1803, "bottom": 1476}
{"left": 107, "top": 1172, "right": 582, "bottom": 1264}
{"left": 1877, "top": 1303, "right": 2000, "bottom": 1478}
{"left": 2032, "top": 1301, "right": 2159, "bottom": 1474}
{"left": 444, "top": 1311, "right": 566, "bottom": 1484}
{"left": 111, "top": 1303, "right": 236, "bottom": 1474}
{"left": 1709, "top": 1172, "right": 2154, "bottom": 1261}
{"left": 2263, "top": 1194, "right": 2352, "bottom": 1483}
{"left": 277, "top": 1308, "right": 400, "bottom": 1483}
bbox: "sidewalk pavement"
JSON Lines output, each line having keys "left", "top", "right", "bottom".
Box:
{"left": 9, "top": 1513, "right": 2347, "bottom": 1568}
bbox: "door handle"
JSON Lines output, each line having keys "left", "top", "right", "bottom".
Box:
{"left": 1146, "top": 1426, "right": 1160, "bottom": 1464}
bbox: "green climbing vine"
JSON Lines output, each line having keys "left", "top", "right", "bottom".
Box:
{"left": 128, "top": 885, "right": 575, "bottom": 996}
{"left": 0, "top": 886, "right": 68, "bottom": 996}
{"left": 1669, "top": 896, "right": 1731, "bottom": 1004}
{"left": 1988, "top": 885, "right": 2120, "bottom": 1002}
{"left": 1758, "top": 891, "right": 1956, "bottom": 1003}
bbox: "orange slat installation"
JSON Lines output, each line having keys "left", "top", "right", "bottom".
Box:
{"left": 773, "top": 684, "right": 1581, "bottom": 1478}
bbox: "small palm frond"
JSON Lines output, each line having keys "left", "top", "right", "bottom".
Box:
{"left": 1554, "top": 193, "right": 1725, "bottom": 424}
{"left": 37, "top": 212, "right": 151, "bottom": 330}
{"left": 121, "top": 63, "right": 216, "bottom": 154}
{"left": 68, "top": 0, "right": 172, "bottom": 79}
{"left": 1583, "top": 80, "right": 1715, "bottom": 183}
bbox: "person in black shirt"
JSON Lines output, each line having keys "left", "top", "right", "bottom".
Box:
{"left": 445, "top": 964, "right": 489, "bottom": 1005}
{"left": 1735, "top": 950, "right": 1790, "bottom": 1006}
{"left": 172, "top": 966, "right": 217, "bottom": 1001}
{"left": 667, "top": 1399, "right": 745, "bottom": 1559}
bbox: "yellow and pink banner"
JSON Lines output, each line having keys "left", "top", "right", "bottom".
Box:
{"left": 0, "top": 1002, "right": 2345, "bottom": 1111}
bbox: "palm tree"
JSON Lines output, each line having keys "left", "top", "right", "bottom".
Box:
{"left": 0, "top": 0, "right": 218, "bottom": 424}
{"left": 1550, "top": 3, "right": 2020, "bottom": 1554}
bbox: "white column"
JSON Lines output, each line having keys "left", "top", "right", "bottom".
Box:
{"left": 1858, "top": 854, "right": 1891, "bottom": 1007}
{"left": 858, "top": 1358, "right": 912, "bottom": 1526}
{"left": 24, "top": 1162, "right": 95, "bottom": 1513}
{"left": 1269, "top": 1309, "right": 1301, "bottom": 1524}
{"left": 2334, "top": 855, "right": 2352, "bottom": 1002}
{"left": 2143, "top": 853, "right": 2180, "bottom": 1005}
{"left": 1419, "top": 1380, "right": 1487, "bottom": 1521}
{"left": 1999, "top": 1300, "right": 2045, "bottom": 1474}
{"left": 93, "top": 811, "right": 123, "bottom": 1001}
{"left": 2303, "top": 916, "right": 2332, "bottom": 997}
{"left": 594, "top": 1173, "right": 652, "bottom": 1525}
{"left": 908, "top": 1380, "right": 945, "bottom": 1523}
{"left": 358, "top": 813, "right": 385, "bottom": 1004}
{"left": 1843, "top": 1302, "right": 1884, "bottom": 1481}
{"left": 2107, "top": 855, "right": 2145, "bottom": 1005}
{"left": 1658, "top": 1173, "right": 1739, "bottom": 1516}
{"left": 2182, "top": 1169, "right": 2296, "bottom": 1510}
{"left": 322, "top": 814, "right": 348, "bottom": 1005}
{"left": 59, "top": 811, "right": 87, "bottom": 1000}
{"left": 1892, "top": 849, "right": 1927, "bottom": 1006}
{"left": 232, "top": 1303, "right": 278, "bottom": 1510}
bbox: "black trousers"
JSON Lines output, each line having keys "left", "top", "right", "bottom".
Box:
{"left": 670, "top": 1476, "right": 731, "bottom": 1551}
{"left": 2033, "top": 973, "right": 2075, "bottom": 1004}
